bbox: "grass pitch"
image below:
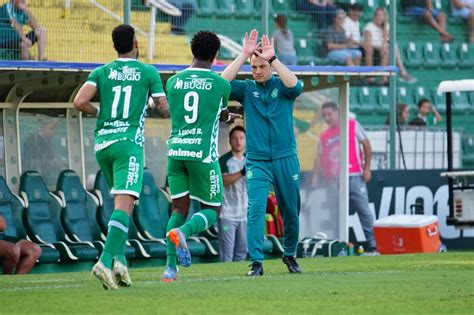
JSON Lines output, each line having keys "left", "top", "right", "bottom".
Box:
{"left": 1, "top": 252, "right": 474, "bottom": 314}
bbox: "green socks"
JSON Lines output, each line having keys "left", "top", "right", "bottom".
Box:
{"left": 180, "top": 209, "right": 218, "bottom": 238}
{"left": 166, "top": 212, "right": 186, "bottom": 269}
{"left": 99, "top": 210, "right": 130, "bottom": 269}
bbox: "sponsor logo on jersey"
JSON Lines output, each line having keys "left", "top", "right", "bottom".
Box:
{"left": 126, "top": 156, "right": 140, "bottom": 188}
{"left": 209, "top": 169, "right": 221, "bottom": 198}
{"left": 168, "top": 148, "right": 203, "bottom": 159}
{"left": 173, "top": 77, "right": 214, "bottom": 90}
{"left": 94, "top": 139, "right": 120, "bottom": 151}
{"left": 108, "top": 66, "right": 141, "bottom": 81}
{"left": 252, "top": 91, "right": 260, "bottom": 98}
{"left": 170, "top": 137, "right": 202, "bottom": 145}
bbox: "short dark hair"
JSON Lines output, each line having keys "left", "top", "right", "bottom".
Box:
{"left": 417, "top": 98, "right": 430, "bottom": 108}
{"left": 191, "top": 31, "right": 220, "bottom": 62}
{"left": 112, "top": 24, "right": 135, "bottom": 54}
{"left": 350, "top": 3, "right": 363, "bottom": 11}
{"left": 322, "top": 101, "right": 339, "bottom": 111}
{"left": 229, "top": 125, "right": 245, "bottom": 138}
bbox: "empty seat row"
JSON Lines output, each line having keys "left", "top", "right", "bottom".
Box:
{"left": 404, "top": 42, "right": 474, "bottom": 69}
{"left": 350, "top": 86, "right": 474, "bottom": 114}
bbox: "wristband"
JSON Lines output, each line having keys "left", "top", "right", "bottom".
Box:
{"left": 268, "top": 55, "right": 277, "bottom": 65}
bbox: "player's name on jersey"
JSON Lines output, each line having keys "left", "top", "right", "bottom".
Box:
{"left": 173, "top": 77, "right": 214, "bottom": 90}
{"left": 108, "top": 66, "right": 142, "bottom": 82}
{"left": 168, "top": 148, "right": 203, "bottom": 159}
{"left": 209, "top": 169, "right": 221, "bottom": 198}
{"left": 98, "top": 126, "right": 128, "bottom": 136}
{"left": 169, "top": 137, "right": 202, "bottom": 145}
{"left": 178, "top": 128, "right": 202, "bottom": 136}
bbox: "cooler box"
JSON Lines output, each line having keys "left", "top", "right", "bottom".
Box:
{"left": 373, "top": 215, "right": 442, "bottom": 254}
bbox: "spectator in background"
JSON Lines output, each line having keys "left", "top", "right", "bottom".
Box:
{"left": 218, "top": 126, "right": 248, "bottom": 263}
{"left": 409, "top": 98, "right": 442, "bottom": 126}
{"left": 384, "top": 102, "right": 411, "bottom": 125}
{"left": 326, "top": 10, "right": 362, "bottom": 66}
{"left": 312, "top": 102, "right": 377, "bottom": 255}
{"left": 343, "top": 3, "right": 363, "bottom": 48}
{"left": 364, "top": 8, "right": 417, "bottom": 84}
{"left": 451, "top": 0, "right": 474, "bottom": 42}
{"left": 168, "top": 0, "right": 195, "bottom": 35}
{"left": 296, "top": 0, "right": 337, "bottom": 31}
{"left": 272, "top": 14, "right": 297, "bottom": 66}
{"left": 0, "top": 216, "right": 41, "bottom": 275}
{"left": 0, "top": 0, "right": 47, "bottom": 60}
{"left": 401, "top": 0, "right": 454, "bottom": 42}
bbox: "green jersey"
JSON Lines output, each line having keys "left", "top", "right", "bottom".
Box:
{"left": 85, "top": 58, "right": 165, "bottom": 152}
{"left": 167, "top": 68, "right": 231, "bottom": 163}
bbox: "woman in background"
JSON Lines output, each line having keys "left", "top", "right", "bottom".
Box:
{"left": 272, "top": 14, "right": 298, "bottom": 66}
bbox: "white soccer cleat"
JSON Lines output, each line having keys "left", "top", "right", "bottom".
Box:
{"left": 91, "top": 261, "right": 119, "bottom": 290}
{"left": 113, "top": 261, "right": 132, "bottom": 287}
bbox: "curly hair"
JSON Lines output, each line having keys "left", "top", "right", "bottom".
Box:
{"left": 112, "top": 24, "right": 135, "bottom": 54}
{"left": 191, "top": 30, "right": 221, "bottom": 62}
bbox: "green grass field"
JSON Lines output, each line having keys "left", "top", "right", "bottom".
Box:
{"left": 1, "top": 252, "right": 474, "bottom": 314}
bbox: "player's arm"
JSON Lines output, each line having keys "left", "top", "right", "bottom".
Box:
{"left": 149, "top": 67, "right": 169, "bottom": 118}
{"left": 221, "top": 29, "right": 259, "bottom": 81}
{"left": 357, "top": 122, "right": 372, "bottom": 182}
{"left": 150, "top": 96, "right": 169, "bottom": 118}
{"left": 73, "top": 83, "right": 99, "bottom": 116}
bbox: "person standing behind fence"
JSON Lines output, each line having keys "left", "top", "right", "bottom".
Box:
{"left": 0, "top": 0, "right": 46, "bottom": 60}
{"left": 218, "top": 126, "right": 248, "bottom": 262}
{"left": 384, "top": 103, "right": 411, "bottom": 126}
{"left": 272, "top": 14, "right": 297, "bottom": 66}
{"left": 409, "top": 98, "right": 442, "bottom": 126}
{"left": 312, "top": 102, "right": 378, "bottom": 255}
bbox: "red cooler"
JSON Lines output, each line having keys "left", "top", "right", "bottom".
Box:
{"left": 373, "top": 215, "right": 442, "bottom": 254}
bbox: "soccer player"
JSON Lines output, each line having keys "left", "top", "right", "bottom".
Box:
{"left": 222, "top": 30, "right": 303, "bottom": 276}
{"left": 161, "top": 30, "right": 237, "bottom": 282}
{"left": 73, "top": 24, "right": 168, "bottom": 290}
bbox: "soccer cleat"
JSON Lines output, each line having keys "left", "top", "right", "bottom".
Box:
{"left": 91, "top": 261, "right": 119, "bottom": 290}
{"left": 246, "top": 262, "right": 264, "bottom": 276}
{"left": 282, "top": 255, "right": 302, "bottom": 274}
{"left": 160, "top": 266, "right": 178, "bottom": 282}
{"left": 167, "top": 228, "right": 191, "bottom": 267}
{"left": 113, "top": 261, "right": 132, "bottom": 287}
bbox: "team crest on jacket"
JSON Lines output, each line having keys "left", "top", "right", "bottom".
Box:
{"left": 271, "top": 88, "right": 278, "bottom": 98}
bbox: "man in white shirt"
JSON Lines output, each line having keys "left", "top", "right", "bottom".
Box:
{"left": 343, "top": 4, "right": 363, "bottom": 48}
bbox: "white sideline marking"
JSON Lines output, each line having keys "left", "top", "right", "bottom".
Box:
{"left": 0, "top": 284, "right": 82, "bottom": 292}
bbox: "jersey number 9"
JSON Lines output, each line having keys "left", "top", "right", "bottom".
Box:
{"left": 184, "top": 91, "right": 199, "bottom": 124}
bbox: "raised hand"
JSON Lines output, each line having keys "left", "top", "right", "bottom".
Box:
{"left": 243, "top": 29, "right": 259, "bottom": 56}
{"left": 254, "top": 35, "right": 275, "bottom": 61}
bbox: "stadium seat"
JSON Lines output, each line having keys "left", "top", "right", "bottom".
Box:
{"left": 134, "top": 170, "right": 209, "bottom": 256}
{"left": 196, "top": 0, "right": 217, "bottom": 17}
{"left": 397, "top": 86, "right": 414, "bottom": 106}
{"left": 458, "top": 43, "right": 474, "bottom": 68}
{"left": 216, "top": 0, "right": 235, "bottom": 18}
{"left": 413, "top": 86, "right": 429, "bottom": 105}
{"left": 405, "top": 42, "right": 423, "bottom": 68}
{"left": 295, "top": 38, "right": 316, "bottom": 65}
{"left": 0, "top": 176, "right": 60, "bottom": 263}
{"left": 55, "top": 170, "right": 132, "bottom": 257}
{"left": 234, "top": 0, "right": 255, "bottom": 19}
{"left": 452, "top": 91, "right": 471, "bottom": 113}
{"left": 376, "top": 86, "right": 390, "bottom": 113}
{"left": 358, "top": 86, "right": 378, "bottom": 113}
{"left": 439, "top": 43, "right": 457, "bottom": 69}
{"left": 349, "top": 88, "right": 362, "bottom": 112}
{"left": 462, "top": 135, "right": 474, "bottom": 167}
{"left": 20, "top": 171, "right": 99, "bottom": 262}
{"left": 92, "top": 170, "right": 157, "bottom": 259}
{"left": 431, "top": 88, "right": 446, "bottom": 113}
{"left": 271, "top": 0, "right": 289, "bottom": 13}
{"left": 422, "top": 42, "right": 441, "bottom": 69}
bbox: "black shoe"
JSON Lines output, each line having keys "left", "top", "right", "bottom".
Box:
{"left": 282, "top": 255, "right": 302, "bottom": 273}
{"left": 246, "top": 262, "right": 263, "bottom": 276}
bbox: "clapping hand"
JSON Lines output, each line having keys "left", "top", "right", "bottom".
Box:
{"left": 243, "top": 29, "right": 259, "bottom": 57}
{"left": 254, "top": 35, "right": 275, "bottom": 61}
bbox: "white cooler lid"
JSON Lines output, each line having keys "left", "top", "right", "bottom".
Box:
{"left": 374, "top": 215, "right": 438, "bottom": 228}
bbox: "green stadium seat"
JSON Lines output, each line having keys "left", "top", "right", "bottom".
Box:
{"left": 216, "top": 0, "right": 235, "bottom": 18}
{"left": 469, "top": 91, "right": 474, "bottom": 106}
{"left": 440, "top": 43, "right": 457, "bottom": 69}
{"left": 376, "top": 86, "right": 390, "bottom": 113}
{"left": 349, "top": 88, "right": 362, "bottom": 112}
{"left": 422, "top": 42, "right": 441, "bottom": 69}
{"left": 20, "top": 171, "right": 99, "bottom": 262}
{"left": 413, "top": 86, "right": 429, "bottom": 105}
{"left": 358, "top": 86, "right": 378, "bottom": 113}
{"left": 431, "top": 88, "right": 446, "bottom": 113}
{"left": 462, "top": 135, "right": 474, "bottom": 167}
{"left": 405, "top": 42, "right": 423, "bottom": 68}
{"left": 458, "top": 43, "right": 474, "bottom": 68}
{"left": 452, "top": 91, "right": 471, "bottom": 112}
{"left": 93, "top": 170, "right": 158, "bottom": 259}
{"left": 397, "top": 86, "right": 414, "bottom": 106}
{"left": 295, "top": 38, "right": 316, "bottom": 65}
{"left": 197, "top": 0, "right": 217, "bottom": 17}
{"left": 0, "top": 176, "right": 60, "bottom": 263}
{"left": 272, "top": 0, "right": 289, "bottom": 13}
{"left": 55, "top": 170, "right": 136, "bottom": 259}
{"left": 234, "top": 0, "right": 255, "bottom": 19}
